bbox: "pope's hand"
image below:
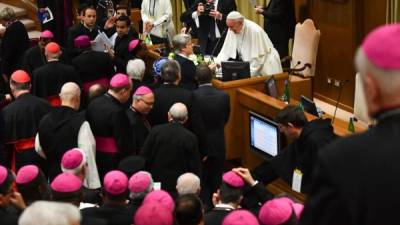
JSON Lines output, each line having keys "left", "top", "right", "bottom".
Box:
{"left": 144, "top": 22, "right": 154, "bottom": 33}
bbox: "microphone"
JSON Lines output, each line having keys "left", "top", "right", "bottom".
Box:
{"left": 332, "top": 79, "right": 349, "bottom": 124}
{"left": 210, "top": 28, "right": 228, "bottom": 60}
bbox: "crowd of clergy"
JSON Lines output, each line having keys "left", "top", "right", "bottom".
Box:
{"left": 0, "top": 0, "right": 399, "bottom": 225}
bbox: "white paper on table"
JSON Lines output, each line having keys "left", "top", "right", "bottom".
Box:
{"left": 42, "top": 7, "right": 54, "bottom": 24}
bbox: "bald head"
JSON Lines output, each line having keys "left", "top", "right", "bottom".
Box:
{"left": 60, "top": 82, "right": 81, "bottom": 110}
{"left": 176, "top": 173, "right": 201, "bottom": 195}
{"left": 168, "top": 102, "right": 188, "bottom": 123}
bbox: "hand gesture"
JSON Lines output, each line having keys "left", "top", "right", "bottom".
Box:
{"left": 255, "top": 6, "right": 264, "bottom": 14}
{"left": 144, "top": 22, "right": 154, "bottom": 34}
{"left": 232, "top": 167, "right": 256, "bottom": 186}
{"left": 104, "top": 16, "right": 117, "bottom": 29}
{"left": 209, "top": 9, "right": 222, "bottom": 20}
{"left": 9, "top": 191, "right": 26, "bottom": 210}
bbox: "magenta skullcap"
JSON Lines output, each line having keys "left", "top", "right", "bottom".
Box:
{"left": 74, "top": 35, "right": 91, "bottom": 48}
{"left": 128, "top": 39, "right": 140, "bottom": 52}
{"left": 40, "top": 30, "right": 54, "bottom": 39}
{"left": 61, "top": 148, "right": 85, "bottom": 170}
{"left": 129, "top": 171, "right": 152, "bottom": 193}
{"left": 222, "top": 210, "right": 259, "bottom": 225}
{"left": 110, "top": 73, "right": 130, "bottom": 88}
{"left": 143, "top": 190, "right": 174, "bottom": 212}
{"left": 258, "top": 197, "right": 294, "bottom": 225}
{"left": 362, "top": 24, "right": 400, "bottom": 70}
{"left": 16, "top": 165, "right": 39, "bottom": 185}
{"left": 222, "top": 171, "right": 245, "bottom": 188}
{"left": 292, "top": 203, "right": 304, "bottom": 219}
{"left": 104, "top": 170, "right": 128, "bottom": 195}
{"left": 0, "top": 165, "right": 8, "bottom": 185}
{"left": 134, "top": 203, "right": 173, "bottom": 225}
{"left": 51, "top": 173, "right": 82, "bottom": 193}
{"left": 134, "top": 86, "right": 152, "bottom": 96}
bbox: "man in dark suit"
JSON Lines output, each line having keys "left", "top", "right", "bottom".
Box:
{"left": 181, "top": 0, "right": 236, "bottom": 56}
{"left": 31, "top": 42, "right": 81, "bottom": 106}
{"left": 172, "top": 34, "right": 198, "bottom": 90}
{"left": 193, "top": 65, "right": 230, "bottom": 204}
{"left": 300, "top": 24, "right": 400, "bottom": 225}
{"left": 141, "top": 103, "right": 202, "bottom": 196}
{"left": 255, "top": 0, "right": 296, "bottom": 59}
{"left": 147, "top": 60, "right": 207, "bottom": 158}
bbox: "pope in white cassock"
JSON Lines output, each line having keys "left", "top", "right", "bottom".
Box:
{"left": 215, "top": 11, "right": 283, "bottom": 76}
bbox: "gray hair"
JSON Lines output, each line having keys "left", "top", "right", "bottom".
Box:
{"left": 0, "top": 7, "right": 16, "bottom": 21}
{"left": 19, "top": 201, "right": 81, "bottom": 225}
{"left": 172, "top": 34, "right": 191, "bottom": 52}
{"left": 129, "top": 171, "right": 154, "bottom": 200}
{"left": 126, "top": 59, "right": 146, "bottom": 80}
{"left": 176, "top": 173, "right": 200, "bottom": 195}
{"left": 169, "top": 102, "right": 188, "bottom": 122}
{"left": 355, "top": 47, "right": 400, "bottom": 96}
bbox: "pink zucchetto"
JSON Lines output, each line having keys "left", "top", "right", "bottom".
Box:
{"left": 110, "top": 73, "right": 130, "bottom": 88}
{"left": 0, "top": 165, "right": 8, "bottom": 185}
{"left": 222, "top": 171, "right": 245, "bottom": 188}
{"left": 61, "top": 148, "right": 86, "bottom": 172}
{"left": 51, "top": 173, "right": 82, "bottom": 193}
{"left": 143, "top": 190, "right": 174, "bottom": 212}
{"left": 129, "top": 171, "right": 152, "bottom": 193}
{"left": 128, "top": 39, "right": 140, "bottom": 52}
{"left": 222, "top": 210, "right": 260, "bottom": 225}
{"left": 134, "top": 86, "right": 153, "bottom": 96}
{"left": 40, "top": 30, "right": 54, "bottom": 39}
{"left": 361, "top": 24, "right": 400, "bottom": 70}
{"left": 258, "top": 197, "right": 294, "bottom": 225}
{"left": 74, "top": 35, "right": 91, "bottom": 49}
{"left": 104, "top": 170, "right": 129, "bottom": 195}
{"left": 134, "top": 203, "right": 173, "bottom": 225}
{"left": 16, "top": 165, "right": 39, "bottom": 185}
{"left": 292, "top": 203, "right": 304, "bottom": 219}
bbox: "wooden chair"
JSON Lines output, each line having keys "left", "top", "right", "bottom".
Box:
{"left": 354, "top": 73, "right": 370, "bottom": 124}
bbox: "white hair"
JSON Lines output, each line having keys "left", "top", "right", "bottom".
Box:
{"left": 176, "top": 173, "right": 200, "bottom": 195}
{"left": 169, "top": 102, "right": 188, "bottom": 122}
{"left": 19, "top": 201, "right": 81, "bottom": 225}
{"left": 172, "top": 34, "right": 191, "bottom": 52}
{"left": 355, "top": 47, "right": 400, "bottom": 96}
{"left": 126, "top": 59, "right": 146, "bottom": 81}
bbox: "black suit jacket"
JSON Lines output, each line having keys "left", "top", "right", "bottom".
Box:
{"left": 300, "top": 113, "right": 400, "bottom": 225}
{"left": 181, "top": 0, "right": 236, "bottom": 53}
{"left": 174, "top": 54, "right": 198, "bottom": 90}
{"left": 32, "top": 61, "right": 81, "bottom": 98}
{"left": 82, "top": 203, "right": 135, "bottom": 225}
{"left": 262, "top": 0, "right": 296, "bottom": 56}
{"left": 193, "top": 85, "right": 230, "bottom": 157}
{"left": 147, "top": 84, "right": 207, "bottom": 156}
{"left": 72, "top": 50, "right": 115, "bottom": 83}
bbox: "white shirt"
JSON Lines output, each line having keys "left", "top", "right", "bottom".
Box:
{"left": 141, "top": 0, "right": 175, "bottom": 39}
{"left": 216, "top": 19, "right": 283, "bottom": 76}
{"left": 35, "top": 121, "right": 101, "bottom": 189}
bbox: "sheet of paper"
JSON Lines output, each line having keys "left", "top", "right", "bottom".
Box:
{"left": 92, "top": 32, "right": 114, "bottom": 52}
{"left": 41, "top": 7, "right": 54, "bottom": 24}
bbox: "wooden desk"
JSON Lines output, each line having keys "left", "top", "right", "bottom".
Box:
{"left": 212, "top": 73, "right": 312, "bottom": 160}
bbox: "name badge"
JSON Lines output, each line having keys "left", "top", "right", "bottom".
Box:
{"left": 292, "top": 169, "right": 302, "bottom": 193}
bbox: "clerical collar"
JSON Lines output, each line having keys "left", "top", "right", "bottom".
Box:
{"left": 214, "top": 203, "right": 235, "bottom": 210}
{"left": 177, "top": 53, "right": 188, "bottom": 59}
{"left": 199, "top": 83, "right": 212, "bottom": 87}
{"left": 375, "top": 107, "right": 400, "bottom": 122}
{"left": 48, "top": 59, "right": 59, "bottom": 62}
{"left": 83, "top": 23, "right": 94, "bottom": 32}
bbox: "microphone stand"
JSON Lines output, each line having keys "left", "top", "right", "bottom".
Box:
{"left": 332, "top": 80, "right": 349, "bottom": 124}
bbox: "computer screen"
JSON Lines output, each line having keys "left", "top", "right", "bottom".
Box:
{"left": 249, "top": 112, "right": 280, "bottom": 158}
{"left": 265, "top": 76, "right": 279, "bottom": 98}
{"left": 221, "top": 61, "right": 251, "bottom": 81}
{"left": 300, "top": 95, "right": 319, "bottom": 117}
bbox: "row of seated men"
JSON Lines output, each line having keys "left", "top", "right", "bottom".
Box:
{"left": 0, "top": 149, "right": 305, "bottom": 225}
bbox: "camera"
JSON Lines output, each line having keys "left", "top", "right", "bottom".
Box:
{"left": 204, "top": 2, "right": 215, "bottom": 15}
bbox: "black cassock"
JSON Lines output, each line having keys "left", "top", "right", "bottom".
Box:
{"left": 141, "top": 122, "right": 202, "bottom": 196}
{"left": 125, "top": 107, "right": 151, "bottom": 155}
{"left": 113, "top": 34, "right": 136, "bottom": 73}
{"left": 31, "top": 61, "right": 81, "bottom": 104}
{"left": 1, "top": 93, "right": 50, "bottom": 171}
{"left": 21, "top": 46, "right": 70, "bottom": 75}
{"left": 67, "top": 22, "right": 101, "bottom": 58}
{"left": 0, "top": 207, "right": 19, "bottom": 225}
{"left": 38, "top": 106, "right": 85, "bottom": 181}
{"left": 86, "top": 94, "right": 133, "bottom": 179}
{"left": 204, "top": 207, "right": 234, "bottom": 225}
{"left": 174, "top": 54, "right": 198, "bottom": 91}
{"left": 0, "top": 21, "right": 30, "bottom": 78}
{"left": 82, "top": 203, "right": 136, "bottom": 225}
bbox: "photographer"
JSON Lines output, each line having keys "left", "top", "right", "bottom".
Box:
{"left": 181, "top": 0, "right": 236, "bottom": 56}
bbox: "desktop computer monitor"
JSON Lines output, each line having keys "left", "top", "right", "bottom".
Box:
{"left": 221, "top": 61, "right": 251, "bottom": 81}
{"left": 249, "top": 111, "right": 281, "bottom": 159}
{"left": 300, "top": 95, "right": 319, "bottom": 117}
{"left": 265, "top": 76, "right": 279, "bottom": 98}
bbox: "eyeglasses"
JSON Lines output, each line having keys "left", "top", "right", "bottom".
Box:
{"left": 139, "top": 98, "right": 154, "bottom": 106}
